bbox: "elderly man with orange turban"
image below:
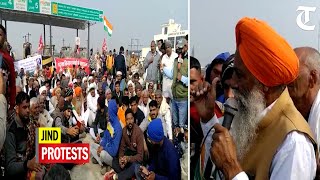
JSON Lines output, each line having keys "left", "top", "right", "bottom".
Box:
{"left": 72, "top": 86, "right": 85, "bottom": 122}
{"left": 192, "top": 17, "right": 317, "bottom": 179}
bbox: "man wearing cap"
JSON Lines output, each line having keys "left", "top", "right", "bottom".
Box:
{"left": 110, "top": 71, "right": 126, "bottom": 92}
{"left": 205, "top": 52, "right": 230, "bottom": 104}
{"left": 135, "top": 119, "right": 181, "bottom": 180}
{"left": 87, "top": 83, "right": 99, "bottom": 127}
{"left": 38, "top": 86, "right": 52, "bottom": 113}
{"left": 144, "top": 41, "right": 160, "bottom": 90}
{"left": 160, "top": 41, "right": 178, "bottom": 99}
{"left": 192, "top": 17, "right": 317, "bottom": 179}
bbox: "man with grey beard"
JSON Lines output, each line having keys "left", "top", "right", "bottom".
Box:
{"left": 191, "top": 17, "right": 317, "bottom": 180}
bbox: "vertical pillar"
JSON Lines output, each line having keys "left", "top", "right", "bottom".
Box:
{"left": 87, "top": 22, "right": 90, "bottom": 59}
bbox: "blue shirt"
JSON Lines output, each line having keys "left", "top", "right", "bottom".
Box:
{"left": 148, "top": 137, "right": 181, "bottom": 180}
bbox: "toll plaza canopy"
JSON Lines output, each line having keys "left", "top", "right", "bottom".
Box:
{"left": 0, "top": 0, "right": 103, "bottom": 29}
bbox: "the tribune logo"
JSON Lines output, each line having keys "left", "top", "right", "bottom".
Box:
{"left": 296, "top": 6, "right": 316, "bottom": 31}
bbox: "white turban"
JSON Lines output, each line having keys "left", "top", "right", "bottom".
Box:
{"left": 39, "top": 86, "right": 47, "bottom": 94}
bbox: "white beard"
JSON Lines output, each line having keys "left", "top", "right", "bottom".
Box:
{"left": 231, "top": 86, "right": 266, "bottom": 161}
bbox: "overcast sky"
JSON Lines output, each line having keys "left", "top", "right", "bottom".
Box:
{"left": 5, "top": 0, "right": 187, "bottom": 59}
{"left": 191, "top": 0, "right": 320, "bottom": 66}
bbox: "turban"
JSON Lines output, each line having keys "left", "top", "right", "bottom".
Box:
{"left": 116, "top": 71, "right": 122, "bottom": 76}
{"left": 75, "top": 87, "right": 82, "bottom": 97}
{"left": 39, "top": 86, "right": 47, "bottom": 94}
{"left": 235, "top": 17, "right": 299, "bottom": 87}
{"left": 127, "top": 80, "right": 135, "bottom": 88}
{"left": 88, "top": 83, "right": 96, "bottom": 93}
{"left": 82, "top": 77, "right": 87, "bottom": 83}
{"left": 147, "top": 118, "right": 164, "bottom": 143}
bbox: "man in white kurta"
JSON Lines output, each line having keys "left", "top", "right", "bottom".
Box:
{"left": 161, "top": 41, "right": 178, "bottom": 99}
{"left": 87, "top": 83, "right": 99, "bottom": 127}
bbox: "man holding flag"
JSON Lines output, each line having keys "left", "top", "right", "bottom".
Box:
{"left": 102, "top": 38, "right": 107, "bottom": 74}
{"left": 38, "top": 34, "right": 44, "bottom": 55}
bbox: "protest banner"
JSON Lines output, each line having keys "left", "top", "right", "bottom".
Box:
{"left": 55, "top": 58, "right": 90, "bottom": 74}
{"left": 14, "top": 55, "right": 42, "bottom": 72}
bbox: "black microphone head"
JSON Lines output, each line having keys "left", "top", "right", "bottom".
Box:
{"left": 224, "top": 97, "right": 238, "bottom": 116}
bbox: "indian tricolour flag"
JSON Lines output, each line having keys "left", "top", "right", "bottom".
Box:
{"left": 103, "top": 16, "right": 113, "bottom": 37}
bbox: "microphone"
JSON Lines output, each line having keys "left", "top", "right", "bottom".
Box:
{"left": 222, "top": 98, "right": 238, "bottom": 130}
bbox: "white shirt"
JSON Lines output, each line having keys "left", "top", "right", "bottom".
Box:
{"left": 24, "top": 85, "right": 32, "bottom": 95}
{"left": 39, "top": 109, "right": 53, "bottom": 127}
{"left": 15, "top": 76, "right": 22, "bottom": 88}
{"left": 87, "top": 94, "right": 99, "bottom": 113}
{"left": 308, "top": 89, "right": 320, "bottom": 151}
{"left": 161, "top": 52, "right": 178, "bottom": 98}
{"left": 159, "top": 97, "right": 173, "bottom": 140}
{"left": 138, "top": 99, "right": 151, "bottom": 119}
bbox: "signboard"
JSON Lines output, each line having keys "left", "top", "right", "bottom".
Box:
{"left": 0, "top": 0, "right": 14, "bottom": 10}
{"left": 55, "top": 58, "right": 90, "bottom": 74}
{"left": 39, "top": 0, "right": 50, "bottom": 14}
{"left": 14, "top": 55, "right": 42, "bottom": 72}
{"left": 27, "top": 0, "right": 39, "bottom": 13}
{"left": 75, "top": 37, "right": 80, "bottom": 46}
{"left": 168, "top": 31, "right": 187, "bottom": 36}
{"left": 0, "top": 0, "right": 103, "bottom": 22}
{"left": 14, "top": 0, "right": 27, "bottom": 11}
{"left": 51, "top": 2, "right": 103, "bottom": 22}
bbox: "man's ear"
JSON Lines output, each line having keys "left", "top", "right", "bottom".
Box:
{"left": 309, "top": 70, "right": 318, "bottom": 89}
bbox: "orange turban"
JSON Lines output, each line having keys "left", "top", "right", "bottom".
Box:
{"left": 75, "top": 87, "right": 82, "bottom": 97}
{"left": 236, "top": 17, "right": 299, "bottom": 87}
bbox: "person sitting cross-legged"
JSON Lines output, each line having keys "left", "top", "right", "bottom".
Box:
{"left": 108, "top": 108, "right": 145, "bottom": 179}
{"left": 90, "top": 99, "right": 122, "bottom": 175}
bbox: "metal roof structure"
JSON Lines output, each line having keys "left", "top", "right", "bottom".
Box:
{"left": 0, "top": 8, "right": 88, "bottom": 30}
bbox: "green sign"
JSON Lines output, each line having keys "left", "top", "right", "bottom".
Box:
{"left": 27, "top": 0, "right": 39, "bottom": 13}
{"left": 51, "top": 2, "right": 103, "bottom": 22}
{"left": 0, "top": 0, "right": 14, "bottom": 10}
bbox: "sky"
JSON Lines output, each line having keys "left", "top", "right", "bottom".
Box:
{"left": 5, "top": 0, "right": 187, "bottom": 59}
{"left": 191, "top": 0, "right": 320, "bottom": 66}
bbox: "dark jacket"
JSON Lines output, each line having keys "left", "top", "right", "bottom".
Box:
{"left": 112, "top": 91, "right": 123, "bottom": 104}
{"left": 134, "top": 108, "right": 145, "bottom": 126}
{"left": 4, "top": 118, "right": 28, "bottom": 179}
{"left": 148, "top": 137, "right": 181, "bottom": 180}
{"left": 92, "top": 106, "right": 108, "bottom": 136}
{"left": 114, "top": 53, "right": 126, "bottom": 79}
